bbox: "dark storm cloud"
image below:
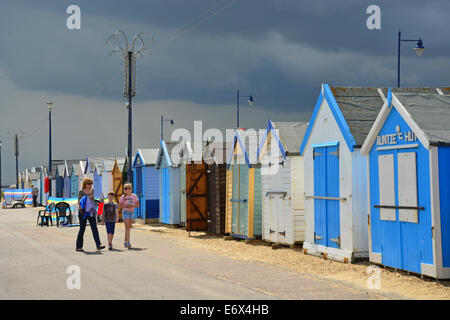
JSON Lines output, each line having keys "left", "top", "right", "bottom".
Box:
{"left": 0, "top": 0, "right": 449, "bottom": 184}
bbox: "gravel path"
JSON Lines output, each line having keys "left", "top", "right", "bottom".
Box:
{"left": 133, "top": 225, "right": 450, "bottom": 300}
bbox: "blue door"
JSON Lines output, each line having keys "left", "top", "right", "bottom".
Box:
{"left": 135, "top": 166, "right": 144, "bottom": 219}
{"left": 313, "top": 145, "right": 340, "bottom": 248}
{"left": 161, "top": 167, "right": 171, "bottom": 224}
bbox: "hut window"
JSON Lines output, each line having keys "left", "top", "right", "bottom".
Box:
{"left": 397, "top": 152, "right": 418, "bottom": 223}
{"left": 378, "top": 154, "right": 396, "bottom": 221}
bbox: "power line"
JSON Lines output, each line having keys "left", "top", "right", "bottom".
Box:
{"left": 21, "top": 116, "right": 48, "bottom": 139}
{"left": 153, "top": 0, "right": 240, "bottom": 50}
{"left": 94, "top": 0, "right": 240, "bottom": 95}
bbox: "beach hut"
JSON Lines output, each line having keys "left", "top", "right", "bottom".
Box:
{"left": 179, "top": 141, "right": 209, "bottom": 231}
{"left": 204, "top": 141, "right": 231, "bottom": 235}
{"left": 24, "top": 169, "right": 32, "bottom": 189}
{"left": 55, "top": 164, "right": 65, "bottom": 198}
{"left": 361, "top": 89, "right": 450, "bottom": 278}
{"left": 299, "top": 84, "right": 385, "bottom": 262}
{"left": 258, "top": 120, "right": 308, "bottom": 245}
{"left": 63, "top": 161, "right": 72, "bottom": 198}
{"left": 38, "top": 166, "right": 46, "bottom": 205}
{"left": 93, "top": 162, "right": 103, "bottom": 198}
{"left": 77, "top": 160, "right": 86, "bottom": 191}
{"left": 84, "top": 156, "right": 94, "bottom": 180}
{"left": 70, "top": 163, "right": 80, "bottom": 198}
{"left": 102, "top": 159, "right": 117, "bottom": 195}
{"left": 41, "top": 166, "right": 48, "bottom": 205}
{"left": 30, "top": 169, "right": 41, "bottom": 205}
{"left": 133, "top": 149, "right": 160, "bottom": 223}
{"left": 225, "top": 129, "right": 263, "bottom": 240}
{"left": 112, "top": 157, "right": 126, "bottom": 206}
{"left": 156, "top": 140, "right": 181, "bottom": 225}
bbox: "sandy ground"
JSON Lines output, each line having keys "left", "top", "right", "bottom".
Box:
{"left": 132, "top": 224, "right": 450, "bottom": 300}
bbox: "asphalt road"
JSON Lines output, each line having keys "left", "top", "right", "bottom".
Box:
{"left": 0, "top": 207, "right": 387, "bottom": 300}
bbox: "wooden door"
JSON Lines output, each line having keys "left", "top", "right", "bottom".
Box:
{"left": 113, "top": 170, "right": 123, "bottom": 220}
{"left": 207, "top": 165, "right": 216, "bottom": 234}
{"left": 185, "top": 163, "right": 208, "bottom": 231}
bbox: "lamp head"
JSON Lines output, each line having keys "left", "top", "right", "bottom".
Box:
{"left": 47, "top": 101, "right": 53, "bottom": 110}
{"left": 170, "top": 119, "right": 174, "bottom": 126}
{"left": 248, "top": 95, "right": 254, "bottom": 106}
{"left": 414, "top": 38, "right": 425, "bottom": 56}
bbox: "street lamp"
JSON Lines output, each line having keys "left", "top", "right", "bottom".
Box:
{"left": 47, "top": 101, "right": 53, "bottom": 196}
{"left": 160, "top": 116, "right": 175, "bottom": 141}
{"left": 397, "top": 29, "right": 425, "bottom": 87}
{"left": 236, "top": 90, "right": 254, "bottom": 129}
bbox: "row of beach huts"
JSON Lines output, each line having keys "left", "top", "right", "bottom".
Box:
{"left": 15, "top": 84, "right": 450, "bottom": 279}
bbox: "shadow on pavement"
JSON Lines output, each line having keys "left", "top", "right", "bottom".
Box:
{"left": 127, "top": 247, "right": 147, "bottom": 251}
{"left": 82, "top": 251, "right": 103, "bottom": 255}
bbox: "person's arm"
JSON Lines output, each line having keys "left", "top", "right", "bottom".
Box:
{"left": 115, "top": 204, "right": 119, "bottom": 223}
{"left": 134, "top": 195, "right": 139, "bottom": 208}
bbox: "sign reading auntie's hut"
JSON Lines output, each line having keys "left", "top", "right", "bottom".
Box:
{"left": 376, "top": 125, "right": 418, "bottom": 146}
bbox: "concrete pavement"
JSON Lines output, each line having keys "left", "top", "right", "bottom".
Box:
{"left": 0, "top": 207, "right": 389, "bottom": 299}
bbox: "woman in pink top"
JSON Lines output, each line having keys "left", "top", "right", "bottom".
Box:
{"left": 119, "top": 183, "right": 139, "bottom": 248}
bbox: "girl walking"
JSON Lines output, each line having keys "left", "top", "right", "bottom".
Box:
{"left": 102, "top": 191, "right": 119, "bottom": 250}
{"left": 119, "top": 183, "right": 139, "bottom": 249}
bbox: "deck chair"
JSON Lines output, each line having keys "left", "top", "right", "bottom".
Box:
{"left": 55, "top": 202, "right": 72, "bottom": 227}
{"left": 37, "top": 203, "right": 55, "bottom": 227}
{"left": 3, "top": 197, "right": 13, "bottom": 208}
{"left": 11, "top": 194, "right": 28, "bottom": 208}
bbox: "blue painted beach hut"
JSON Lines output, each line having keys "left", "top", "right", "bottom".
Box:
{"left": 70, "top": 162, "right": 80, "bottom": 198}
{"left": 299, "top": 85, "right": 386, "bottom": 262}
{"left": 225, "top": 129, "right": 263, "bottom": 240}
{"left": 93, "top": 162, "right": 103, "bottom": 198}
{"left": 56, "top": 164, "right": 65, "bottom": 198}
{"left": 133, "top": 149, "right": 160, "bottom": 223}
{"left": 156, "top": 141, "right": 181, "bottom": 225}
{"left": 361, "top": 89, "right": 450, "bottom": 279}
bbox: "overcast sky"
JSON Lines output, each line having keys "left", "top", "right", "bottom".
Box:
{"left": 0, "top": 0, "right": 449, "bottom": 185}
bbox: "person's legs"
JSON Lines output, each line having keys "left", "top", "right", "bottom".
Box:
{"left": 124, "top": 219, "right": 130, "bottom": 243}
{"left": 33, "top": 196, "right": 37, "bottom": 207}
{"left": 76, "top": 216, "right": 87, "bottom": 249}
{"left": 88, "top": 215, "right": 102, "bottom": 247}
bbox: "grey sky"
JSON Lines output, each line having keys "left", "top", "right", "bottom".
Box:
{"left": 0, "top": 0, "right": 449, "bottom": 185}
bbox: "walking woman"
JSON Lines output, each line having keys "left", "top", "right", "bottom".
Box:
{"left": 119, "top": 183, "right": 139, "bottom": 248}
{"left": 76, "top": 178, "right": 105, "bottom": 252}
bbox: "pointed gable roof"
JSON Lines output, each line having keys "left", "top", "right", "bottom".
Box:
{"left": 257, "top": 120, "right": 308, "bottom": 159}
{"left": 133, "top": 149, "right": 159, "bottom": 167}
{"left": 361, "top": 91, "right": 450, "bottom": 154}
{"left": 226, "top": 129, "right": 261, "bottom": 168}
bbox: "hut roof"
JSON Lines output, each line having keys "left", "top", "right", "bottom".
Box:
{"left": 395, "top": 93, "right": 450, "bottom": 145}
{"left": 271, "top": 121, "right": 308, "bottom": 154}
{"left": 136, "top": 149, "right": 159, "bottom": 165}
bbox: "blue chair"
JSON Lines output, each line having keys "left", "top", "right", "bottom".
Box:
{"left": 37, "top": 203, "right": 55, "bottom": 227}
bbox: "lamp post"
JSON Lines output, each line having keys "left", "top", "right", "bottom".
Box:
{"left": 160, "top": 116, "right": 175, "bottom": 141}
{"left": 236, "top": 90, "right": 254, "bottom": 129}
{"left": 397, "top": 29, "right": 425, "bottom": 87}
{"left": 47, "top": 101, "right": 53, "bottom": 196}
{"left": 107, "top": 30, "right": 154, "bottom": 183}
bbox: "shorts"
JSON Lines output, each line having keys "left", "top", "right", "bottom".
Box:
{"left": 105, "top": 222, "right": 116, "bottom": 234}
{"left": 122, "top": 211, "right": 135, "bottom": 221}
